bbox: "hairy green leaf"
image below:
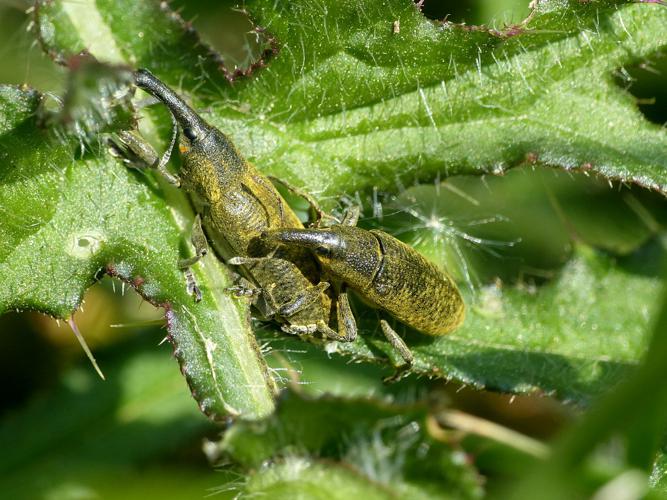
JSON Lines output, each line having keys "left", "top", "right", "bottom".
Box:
{"left": 229, "top": 0, "right": 667, "bottom": 196}
{"left": 35, "top": 0, "right": 667, "bottom": 195}
{"left": 0, "top": 79, "right": 276, "bottom": 420}
{"left": 12, "top": 0, "right": 667, "bottom": 410}
{"left": 512, "top": 280, "right": 667, "bottom": 499}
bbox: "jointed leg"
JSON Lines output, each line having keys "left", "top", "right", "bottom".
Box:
{"left": 226, "top": 276, "right": 262, "bottom": 299}
{"left": 227, "top": 253, "right": 275, "bottom": 267}
{"left": 228, "top": 254, "right": 331, "bottom": 319}
{"left": 111, "top": 130, "right": 181, "bottom": 186}
{"left": 278, "top": 282, "right": 330, "bottom": 318}
{"left": 178, "top": 214, "right": 208, "bottom": 268}
{"left": 380, "top": 319, "right": 414, "bottom": 366}
{"left": 315, "top": 287, "right": 358, "bottom": 342}
{"left": 335, "top": 288, "right": 357, "bottom": 342}
{"left": 179, "top": 215, "right": 208, "bottom": 301}
{"left": 340, "top": 205, "right": 360, "bottom": 227}
{"left": 268, "top": 175, "right": 338, "bottom": 227}
{"left": 226, "top": 254, "right": 282, "bottom": 315}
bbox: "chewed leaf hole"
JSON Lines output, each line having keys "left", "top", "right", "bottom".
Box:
{"left": 418, "top": 0, "right": 474, "bottom": 23}
{"left": 616, "top": 53, "right": 667, "bottom": 126}
{"left": 418, "top": 0, "right": 530, "bottom": 26}
{"left": 168, "top": 2, "right": 268, "bottom": 74}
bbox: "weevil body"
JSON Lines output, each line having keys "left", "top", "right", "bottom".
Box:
{"left": 129, "top": 70, "right": 340, "bottom": 336}
{"left": 265, "top": 224, "right": 465, "bottom": 337}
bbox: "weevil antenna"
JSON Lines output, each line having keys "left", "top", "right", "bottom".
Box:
{"left": 68, "top": 317, "right": 106, "bottom": 380}
{"left": 156, "top": 108, "right": 178, "bottom": 174}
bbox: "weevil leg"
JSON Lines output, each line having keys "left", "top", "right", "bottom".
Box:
{"left": 315, "top": 288, "right": 357, "bottom": 342}
{"left": 226, "top": 279, "right": 261, "bottom": 299}
{"left": 340, "top": 205, "right": 361, "bottom": 227}
{"left": 267, "top": 175, "right": 339, "bottom": 227}
{"left": 109, "top": 130, "right": 157, "bottom": 166}
{"left": 227, "top": 255, "right": 331, "bottom": 320}
{"left": 316, "top": 320, "right": 342, "bottom": 340}
{"left": 111, "top": 130, "right": 181, "bottom": 186}
{"left": 183, "top": 268, "right": 202, "bottom": 302}
{"left": 226, "top": 254, "right": 285, "bottom": 317}
{"left": 178, "top": 214, "right": 208, "bottom": 268}
{"left": 380, "top": 319, "right": 414, "bottom": 366}
{"left": 223, "top": 270, "right": 281, "bottom": 320}
{"left": 256, "top": 283, "right": 281, "bottom": 318}
{"left": 227, "top": 256, "right": 260, "bottom": 266}
{"left": 336, "top": 287, "right": 358, "bottom": 342}
{"left": 178, "top": 214, "right": 208, "bottom": 301}
{"left": 227, "top": 252, "right": 275, "bottom": 266}
{"left": 278, "top": 282, "right": 330, "bottom": 318}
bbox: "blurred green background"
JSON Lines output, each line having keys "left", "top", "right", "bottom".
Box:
{"left": 1, "top": 0, "right": 666, "bottom": 498}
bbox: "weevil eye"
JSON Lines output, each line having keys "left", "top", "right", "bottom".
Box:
{"left": 315, "top": 245, "right": 331, "bottom": 257}
{"left": 183, "top": 127, "right": 198, "bottom": 141}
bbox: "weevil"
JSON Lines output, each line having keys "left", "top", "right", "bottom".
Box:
{"left": 263, "top": 208, "right": 466, "bottom": 364}
{"left": 119, "top": 69, "right": 356, "bottom": 340}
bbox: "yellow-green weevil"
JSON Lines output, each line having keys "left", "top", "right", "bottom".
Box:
{"left": 263, "top": 208, "right": 466, "bottom": 364}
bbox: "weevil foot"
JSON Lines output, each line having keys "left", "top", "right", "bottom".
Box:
{"left": 382, "top": 364, "right": 412, "bottom": 384}
{"left": 267, "top": 175, "right": 338, "bottom": 227}
{"left": 226, "top": 284, "right": 261, "bottom": 298}
{"left": 340, "top": 206, "right": 361, "bottom": 227}
{"left": 380, "top": 319, "right": 414, "bottom": 366}
{"left": 184, "top": 268, "right": 202, "bottom": 302}
{"left": 316, "top": 320, "right": 356, "bottom": 343}
{"left": 335, "top": 289, "right": 358, "bottom": 342}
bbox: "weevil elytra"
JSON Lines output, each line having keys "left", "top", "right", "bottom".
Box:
{"left": 123, "top": 70, "right": 357, "bottom": 341}
{"left": 263, "top": 208, "right": 466, "bottom": 364}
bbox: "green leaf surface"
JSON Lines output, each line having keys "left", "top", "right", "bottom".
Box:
{"left": 511, "top": 278, "right": 667, "bottom": 499}
{"left": 215, "top": 390, "right": 483, "bottom": 499}
{"left": 13, "top": 0, "right": 667, "bottom": 412}
{"left": 229, "top": 0, "right": 667, "bottom": 197}
{"left": 0, "top": 78, "right": 276, "bottom": 420}
{"left": 35, "top": 0, "right": 667, "bottom": 197}
{"left": 243, "top": 460, "right": 405, "bottom": 500}
{"left": 653, "top": 448, "right": 667, "bottom": 493}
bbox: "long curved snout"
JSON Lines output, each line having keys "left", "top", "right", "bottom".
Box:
{"left": 262, "top": 229, "right": 343, "bottom": 253}
{"left": 134, "top": 69, "right": 209, "bottom": 139}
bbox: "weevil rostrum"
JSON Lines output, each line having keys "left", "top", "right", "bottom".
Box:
{"left": 121, "top": 69, "right": 465, "bottom": 365}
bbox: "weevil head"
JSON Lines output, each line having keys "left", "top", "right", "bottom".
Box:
{"left": 265, "top": 226, "right": 382, "bottom": 287}
{"left": 134, "top": 69, "right": 210, "bottom": 143}
{"left": 264, "top": 229, "right": 347, "bottom": 267}
{"left": 134, "top": 69, "right": 245, "bottom": 178}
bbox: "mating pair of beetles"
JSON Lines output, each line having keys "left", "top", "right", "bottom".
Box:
{"left": 117, "top": 69, "right": 465, "bottom": 365}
